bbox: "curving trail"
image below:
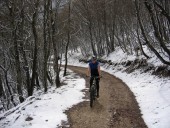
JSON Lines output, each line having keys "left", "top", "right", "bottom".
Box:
{"left": 65, "top": 65, "right": 147, "bottom": 128}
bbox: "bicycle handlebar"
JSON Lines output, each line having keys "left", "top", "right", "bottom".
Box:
{"left": 90, "top": 76, "right": 102, "bottom": 79}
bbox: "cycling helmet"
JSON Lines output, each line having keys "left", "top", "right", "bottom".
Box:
{"left": 92, "top": 55, "right": 97, "bottom": 61}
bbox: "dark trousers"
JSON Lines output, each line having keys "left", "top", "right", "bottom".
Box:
{"left": 90, "top": 77, "right": 100, "bottom": 94}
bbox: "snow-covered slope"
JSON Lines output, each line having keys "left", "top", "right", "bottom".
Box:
{"left": 0, "top": 69, "right": 86, "bottom": 128}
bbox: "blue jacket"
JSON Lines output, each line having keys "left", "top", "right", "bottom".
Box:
{"left": 89, "top": 61, "right": 100, "bottom": 76}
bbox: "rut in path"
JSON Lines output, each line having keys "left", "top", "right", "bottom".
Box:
{"left": 65, "top": 66, "right": 147, "bottom": 128}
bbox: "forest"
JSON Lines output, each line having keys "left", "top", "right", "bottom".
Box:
{"left": 0, "top": 0, "right": 170, "bottom": 112}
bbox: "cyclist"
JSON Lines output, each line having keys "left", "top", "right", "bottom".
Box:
{"left": 87, "top": 55, "right": 101, "bottom": 98}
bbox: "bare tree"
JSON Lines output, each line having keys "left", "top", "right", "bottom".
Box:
{"left": 29, "top": 0, "right": 40, "bottom": 96}
{"left": 135, "top": 0, "right": 170, "bottom": 65}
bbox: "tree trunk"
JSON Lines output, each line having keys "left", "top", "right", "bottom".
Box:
{"left": 136, "top": 24, "right": 150, "bottom": 59}
{"left": 0, "top": 66, "right": 16, "bottom": 107}
{"left": 0, "top": 74, "right": 3, "bottom": 97}
{"left": 35, "top": 72, "right": 40, "bottom": 89}
{"left": 51, "top": 2, "right": 60, "bottom": 87}
{"left": 64, "top": 0, "right": 71, "bottom": 76}
{"left": 9, "top": 2, "right": 23, "bottom": 100}
{"left": 30, "top": 0, "right": 40, "bottom": 96}
{"left": 20, "top": 7, "right": 29, "bottom": 100}
{"left": 89, "top": 21, "right": 96, "bottom": 56}
{"left": 43, "top": 0, "right": 48, "bottom": 93}
{"left": 103, "top": 2, "right": 111, "bottom": 55}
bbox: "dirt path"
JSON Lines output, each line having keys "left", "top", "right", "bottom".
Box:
{"left": 65, "top": 65, "right": 147, "bottom": 128}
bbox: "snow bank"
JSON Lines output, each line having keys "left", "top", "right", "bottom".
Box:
{"left": 0, "top": 69, "right": 86, "bottom": 128}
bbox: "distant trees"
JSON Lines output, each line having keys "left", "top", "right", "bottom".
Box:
{"left": 71, "top": 0, "right": 136, "bottom": 56}
{"left": 70, "top": 0, "right": 170, "bottom": 65}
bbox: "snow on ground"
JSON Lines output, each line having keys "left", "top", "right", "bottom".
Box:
{"left": 0, "top": 68, "right": 86, "bottom": 128}
{"left": 65, "top": 48, "right": 170, "bottom": 128}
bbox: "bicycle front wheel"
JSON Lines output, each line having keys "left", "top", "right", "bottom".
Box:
{"left": 90, "top": 89, "right": 94, "bottom": 107}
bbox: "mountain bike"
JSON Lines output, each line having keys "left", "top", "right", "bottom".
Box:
{"left": 89, "top": 76, "right": 100, "bottom": 108}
